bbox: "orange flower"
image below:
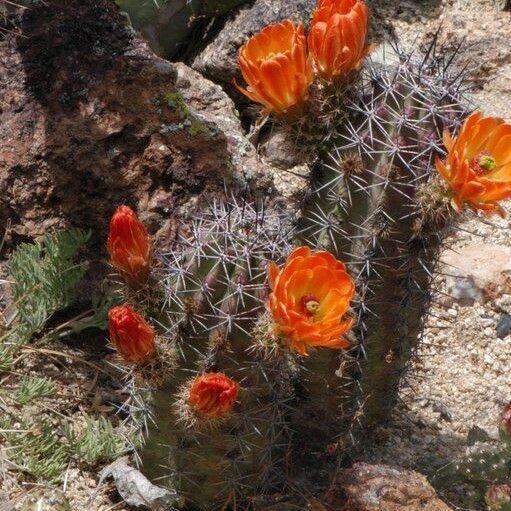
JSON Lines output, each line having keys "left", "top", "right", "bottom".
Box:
{"left": 435, "top": 112, "right": 511, "bottom": 217}
{"left": 107, "top": 206, "right": 152, "bottom": 283}
{"left": 108, "top": 304, "right": 156, "bottom": 363}
{"left": 267, "top": 246, "right": 355, "bottom": 355}
{"left": 188, "top": 373, "right": 239, "bottom": 418}
{"left": 236, "top": 20, "right": 313, "bottom": 115}
{"left": 308, "top": 0, "right": 371, "bottom": 80}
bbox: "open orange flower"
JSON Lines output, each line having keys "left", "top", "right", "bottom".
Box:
{"left": 236, "top": 20, "right": 313, "bottom": 115}
{"left": 188, "top": 373, "right": 239, "bottom": 418}
{"left": 267, "top": 246, "right": 355, "bottom": 355}
{"left": 308, "top": 0, "right": 371, "bottom": 80}
{"left": 435, "top": 112, "right": 511, "bottom": 217}
{"left": 108, "top": 304, "right": 156, "bottom": 363}
{"left": 107, "top": 205, "right": 152, "bottom": 284}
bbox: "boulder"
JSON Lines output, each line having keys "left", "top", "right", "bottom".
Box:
{"left": 0, "top": 0, "right": 272, "bottom": 259}
{"left": 441, "top": 244, "right": 511, "bottom": 304}
{"left": 325, "top": 463, "right": 453, "bottom": 511}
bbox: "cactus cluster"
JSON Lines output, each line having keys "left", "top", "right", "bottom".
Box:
{"left": 298, "top": 45, "right": 469, "bottom": 445}
{"left": 133, "top": 199, "right": 296, "bottom": 509}
{"left": 109, "top": 50, "right": 470, "bottom": 509}
{"left": 101, "top": 1, "right": 511, "bottom": 509}
{"left": 434, "top": 402, "right": 511, "bottom": 510}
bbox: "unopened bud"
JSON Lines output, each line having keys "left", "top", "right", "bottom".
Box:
{"left": 485, "top": 484, "right": 511, "bottom": 511}
{"left": 499, "top": 402, "right": 511, "bottom": 445}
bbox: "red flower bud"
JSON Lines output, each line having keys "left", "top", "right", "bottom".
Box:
{"left": 486, "top": 484, "right": 511, "bottom": 511}
{"left": 108, "top": 304, "right": 156, "bottom": 363}
{"left": 500, "top": 402, "right": 511, "bottom": 441}
{"left": 188, "top": 373, "right": 239, "bottom": 418}
{"left": 107, "top": 206, "right": 151, "bottom": 284}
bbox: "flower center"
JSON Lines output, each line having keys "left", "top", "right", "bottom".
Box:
{"left": 264, "top": 51, "right": 283, "bottom": 61}
{"left": 301, "top": 294, "right": 320, "bottom": 316}
{"left": 471, "top": 151, "right": 497, "bottom": 174}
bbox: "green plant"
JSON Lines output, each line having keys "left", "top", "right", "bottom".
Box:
{"left": 434, "top": 403, "right": 511, "bottom": 508}
{"left": 6, "top": 228, "right": 90, "bottom": 346}
{"left": 1, "top": 420, "right": 69, "bottom": 483}
{"left": 1, "top": 415, "right": 127, "bottom": 483}
{"left": 64, "top": 416, "right": 128, "bottom": 466}
{"left": 14, "top": 376, "right": 56, "bottom": 405}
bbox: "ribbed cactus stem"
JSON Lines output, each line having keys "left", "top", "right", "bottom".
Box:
{"left": 137, "top": 200, "right": 294, "bottom": 508}
{"left": 297, "top": 53, "right": 466, "bottom": 449}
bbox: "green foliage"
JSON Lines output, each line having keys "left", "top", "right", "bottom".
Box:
{"left": 1, "top": 415, "right": 128, "bottom": 483}
{"left": 64, "top": 416, "right": 128, "bottom": 466}
{"left": 1, "top": 420, "right": 69, "bottom": 483}
{"left": 7, "top": 228, "right": 90, "bottom": 345}
{"left": 14, "top": 376, "right": 56, "bottom": 405}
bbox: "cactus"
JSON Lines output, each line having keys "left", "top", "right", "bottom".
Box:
{"left": 431, "top": 402, "right": 511, "bottom": 508}
{"left": 132, "top": 198, "right": 296, "bottom": 509}
{"left": 296, "top": 42, "right": 469, "bottom": 451}
{"left": 106, "top": 41, "right": 472, "bottom": 508}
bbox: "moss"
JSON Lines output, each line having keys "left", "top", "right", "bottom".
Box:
{"left": 162, "top": 91, "right": 189, "bottom": 120}
{"left": 188, "top": 118, "right": 211, "bottom": 137}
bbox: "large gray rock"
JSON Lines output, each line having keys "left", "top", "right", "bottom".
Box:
{"left": 192, "top": 0, "right": 315, "bottom": 90}
{"left": 117, "top": 0, "right": 250, "bottom": 59}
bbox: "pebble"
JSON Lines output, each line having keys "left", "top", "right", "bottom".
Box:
{"left": 496, "top": 314, "right": 511, "bottom": 339}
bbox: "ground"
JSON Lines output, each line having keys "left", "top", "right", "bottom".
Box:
{"left": 1, "top": 0, "right": 510, "bottom": 509}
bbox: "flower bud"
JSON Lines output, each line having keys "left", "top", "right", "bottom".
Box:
{"left": 108, "top": 304, "right": 156, "bottom": 363}
{"left": 107, "top": 206, "right": 152, "bottom": 284}
{"left": 309, "top": 0, "right": 372, "bottom": 80}
{"left": 188, "top": 373, "right": 239, "bottom": 418}
{"left": 485, "top": 484, "right": 511, "bottom": 511}
{"left": 499, "top": 402, "right": 511, "bottom": 444}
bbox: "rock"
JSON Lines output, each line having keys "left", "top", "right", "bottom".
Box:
{"left": 117, "top": 0, "right": 250, "bottom": 59}
{"left": 0, "top": 493, "right": 15, "bottom": 511}
{"left": 259, "top": 126, "right": 303, "bottom": 170}
{"left": 0, "top": 0, "right": 272, "bottom": 263}
{"left": 172, "top": 62, "right": 273, "bottom": 189}
{"left": 19, "top": 489, "right": 71, "bottom": 511}
{"left": 325, "top": 463, "right": 453, "bottom": 511}
{"left": 496, "top": 313, "right": 511, "bottom": 339}
{"left": 192, "top": 0, "right": 315, "bottom": 93}
{"left": 466, "top": 425, "right": 492, "bottom": 445}
{"left": 441, "top": 244, "right": 511, "bottom": 305}
{"left": 100, "top": 457, "right": 183, "bottom": 510}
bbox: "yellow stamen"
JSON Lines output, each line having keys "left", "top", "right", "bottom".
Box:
{"left": 479, "top": 155, "right": 497, "bottom": 171}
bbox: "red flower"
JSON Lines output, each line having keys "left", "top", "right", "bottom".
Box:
{"left": 267, "top": 246, "right": 355, "bottom": 355}
{"left": 308, "top": 0, "right": 371, "bottom": 80}
{"left": 108, "top": 304, "right": 156, "bottom": 363}
{"left": 236, "top": 20, "right": 313, "bottom": 115}
{"left": 188, "top": 373, "right": 239, "bottom": 418}
{"left": 107, "top": 206, "right": 152, "bottom": 283}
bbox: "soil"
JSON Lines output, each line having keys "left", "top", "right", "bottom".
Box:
{"left": 1, "top": 0, "right": 510, "bottom": 510}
